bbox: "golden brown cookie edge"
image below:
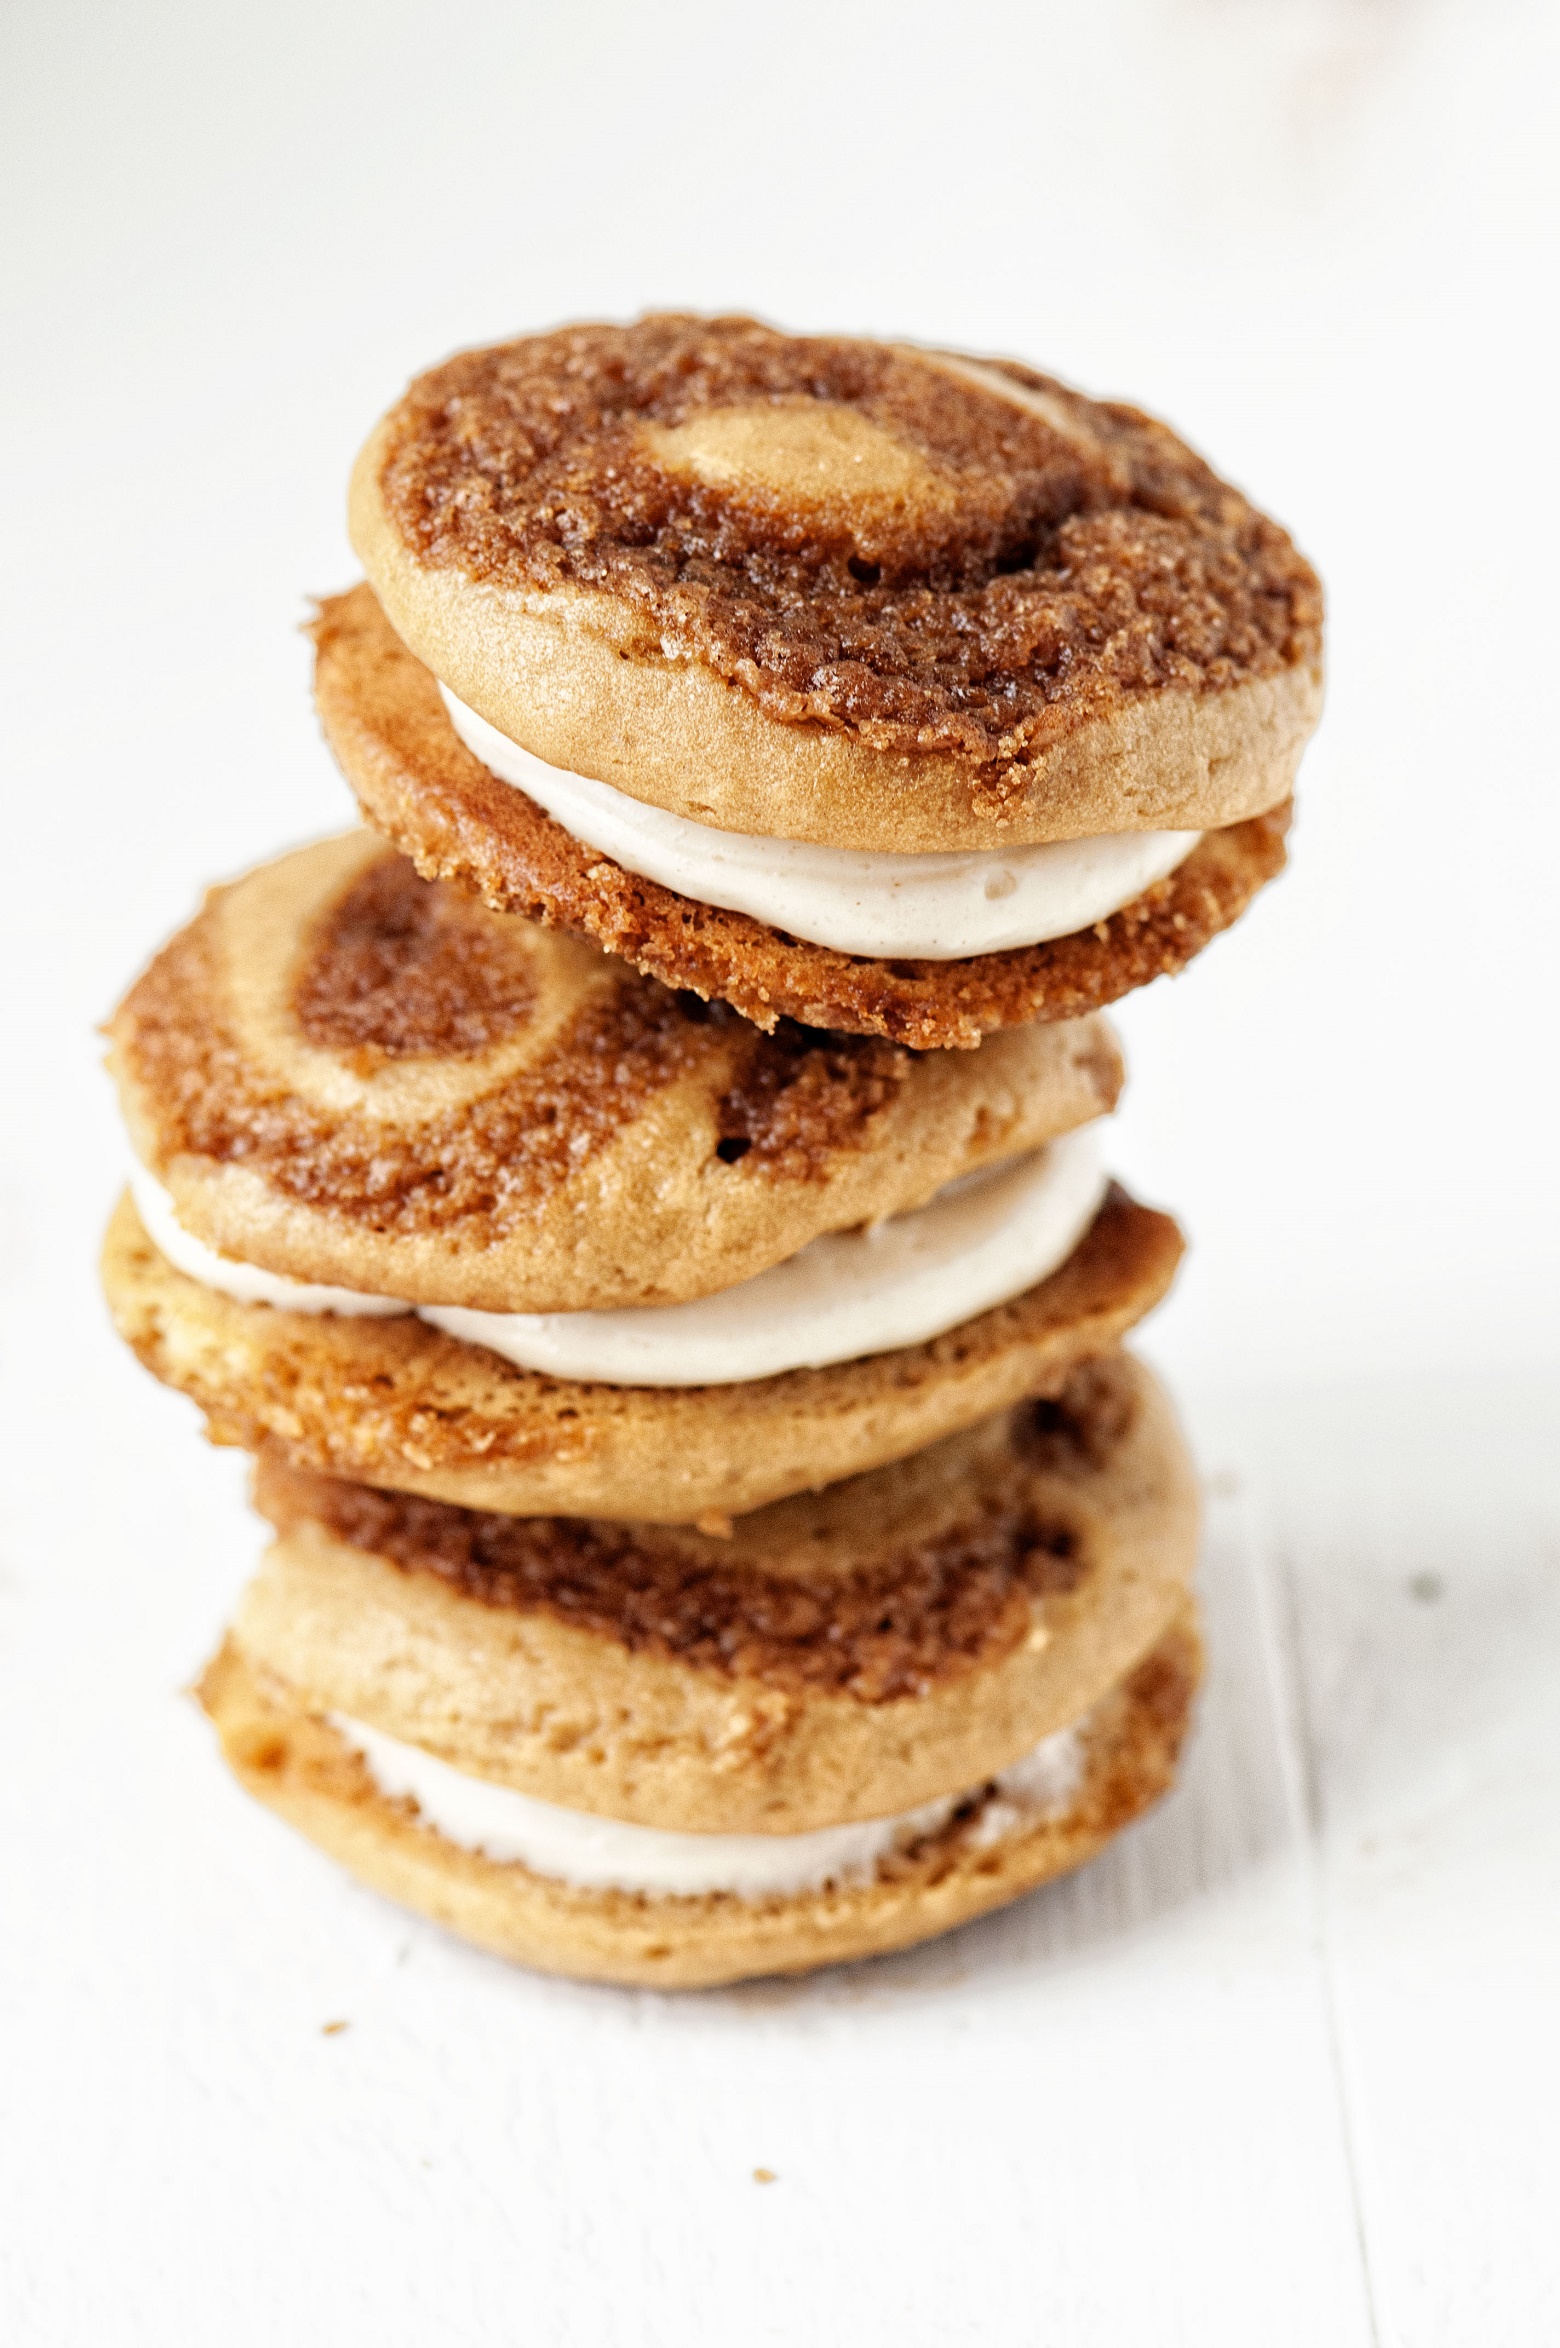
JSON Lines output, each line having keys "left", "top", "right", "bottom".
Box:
{"left": 100, "top": 1182, "right": 1184, "bottom": 1522}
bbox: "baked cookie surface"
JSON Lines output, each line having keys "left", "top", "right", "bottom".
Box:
{"left": 315, "top": 584, "right": 1291, "bottom": 1049}
{"left": 106, "top": 831, "right": 1120, "bottom": 1306}
{"left": 102, "top": 1179, "right": 1182, "bottom": 1521}
{"left": 349, "top": 314, "right": 1321, "bottom": 853}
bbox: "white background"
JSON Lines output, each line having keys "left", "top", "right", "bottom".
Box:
{"left": 2, "top": 3, "right": 1557, "bottom": 2342}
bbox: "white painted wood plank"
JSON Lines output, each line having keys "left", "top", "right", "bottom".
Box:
{"left": 1209, "top": 1375, "right": 1560, "bottom": 2348}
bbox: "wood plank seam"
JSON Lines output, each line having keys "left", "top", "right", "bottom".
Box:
{"left": 1258, "top": 1518, "right": 1386, "bottom": 2348}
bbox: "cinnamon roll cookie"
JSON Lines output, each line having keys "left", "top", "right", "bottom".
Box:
{"left": 101, "top": 831, "right": 1182, "bottom": 1521}
{"left": 325, "top": 314, "right": 1321, "bottom": 1046}
{"left": 200, "top": 1354, "right": 1201, "bottom": 1986}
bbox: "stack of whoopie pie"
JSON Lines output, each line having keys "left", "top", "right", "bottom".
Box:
{"left": 102, "top": 317, "right": 1321, "bottom": 1987}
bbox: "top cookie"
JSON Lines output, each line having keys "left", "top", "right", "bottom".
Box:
{"left": 350, "top": 314, "right": 1322, "bottom": 854}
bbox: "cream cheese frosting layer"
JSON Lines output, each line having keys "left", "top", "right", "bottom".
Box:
{"left": 128, "top": 1163, "right": 410, "bottom": 1319}
{"left": 441, "top": 686, "right": 1201, "bottom": 960}
{"left": 331, "top": 1709, "right": 1085, "bottom": 1898}
{"left": 127, "top": 1129, "right": 1107, "bottom": 1386}
{"left": 426, "top": 1127, "right": 1106, "bottom": 1385}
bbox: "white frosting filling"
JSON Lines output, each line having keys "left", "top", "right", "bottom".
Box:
{"left": 128, "top": 1163, "right": 410, "bottom": 1317}
{"left": 441, "top": 686, "right": 1200, "bottom": 961}
{"left": 330, "top": 1710, "right": 1085, "bottom": 1899}
{"left": 127, "top": 1127, "right": 1107, "bottom": 1386}
{"left": 424, "top": 1127, "right": 1105, "bottom": 1385}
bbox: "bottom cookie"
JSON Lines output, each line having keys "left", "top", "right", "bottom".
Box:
{"left": 199, "top": 1607, "right": 1199, "bottom": 1990}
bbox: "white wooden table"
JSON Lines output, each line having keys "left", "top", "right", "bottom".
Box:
{"left": 6, "top": 1327, "right": 1556, "bottom": 2346}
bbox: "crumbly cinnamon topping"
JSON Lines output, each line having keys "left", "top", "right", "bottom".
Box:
{"left": 293, "top": 855, "right": 537, "bottom": 1060}
{"left": 114, "top": 853, "right": 919, "bottom": 1231}
{"left": 257, "top": 1425, "right": 1098, "bottom": 1704}
{"left": 118, "top": 911, "right": 706, "bottom": 1234}
{"left": 714, "top": 1024, "right": 907, "bottom": 1173}
{"left": 375, "top": 315, "right": 1321, "bottom": 777}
